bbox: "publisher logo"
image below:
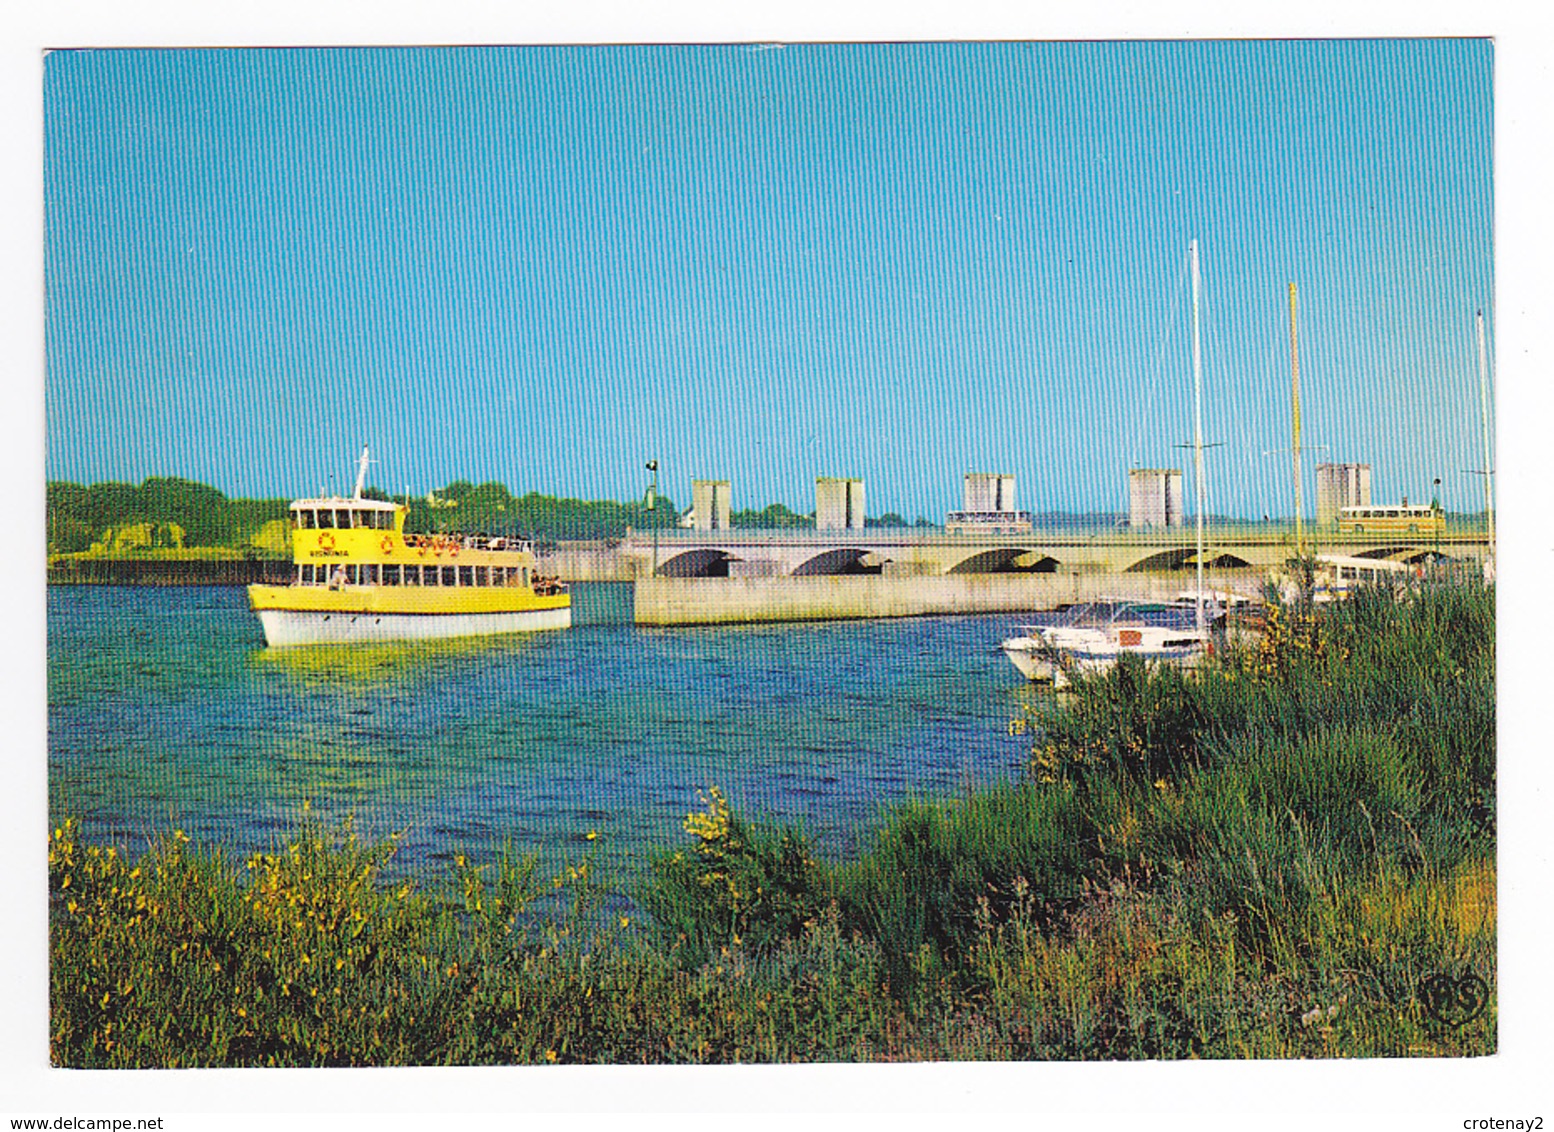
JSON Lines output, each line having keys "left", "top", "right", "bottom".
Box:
{"left": 1419, "top": 970, "right": 1489, "bottom": 1026}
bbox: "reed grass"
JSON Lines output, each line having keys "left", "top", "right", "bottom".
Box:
{"left": 49, "top": 578, "right": 1495, "bottom": 1064}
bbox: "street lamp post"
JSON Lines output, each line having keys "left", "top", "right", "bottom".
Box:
{"left": 1433, "top": 477, "right": 1442, "bottom": 563}
{"left": 645, "top": 459, "right": 659, "bottom": 577}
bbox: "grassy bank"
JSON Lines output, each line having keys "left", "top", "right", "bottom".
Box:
{"left": 49, "top": 580, "right": 1495, "bottom": 1065}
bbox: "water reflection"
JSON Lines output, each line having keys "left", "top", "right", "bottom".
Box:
{"left": 49, "top": 584, "right": 1038, "bottom": 876}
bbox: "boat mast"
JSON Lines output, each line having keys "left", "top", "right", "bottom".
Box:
{"left": 1476, "top": 310, "right": 1495, "bottom": 564}
{"left": 1288, "top": 282, "right": 1304, "bottom": 559}
{"left": 353, "top": 444, "right": 371, "bottom": 501}
{"left": 1190, "top": 240, "right": 1206, "bottom": 633}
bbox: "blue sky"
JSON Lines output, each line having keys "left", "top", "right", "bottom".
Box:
{"left": 43, "top": 40, "right": 1493, "bottom": 519}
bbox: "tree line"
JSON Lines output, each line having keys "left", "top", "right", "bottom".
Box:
{"left": 46, "top": 475, "right": 942, "bottom": 556}
{"left": 46, "top": 475, "right": 687, "bottom": 555}
{"left": 47, "top": 478, "right": 290, "bottom": 555}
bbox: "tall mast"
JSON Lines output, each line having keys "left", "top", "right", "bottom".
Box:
{"left": 353, "top": 444, "right": 371, "bottom": 501}
{"left": 1288, "top": 282, "right": 1304, "bottom": 558}
{"left": 1190, "top": 240, "right": 1206, "bottom": 632}
{"left": 1476, "top": 310, "right": 1495, "bottom": 564}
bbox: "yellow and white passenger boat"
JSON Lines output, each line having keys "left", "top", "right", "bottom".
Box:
{"left": 248, "top": 448, "right": 571, "bottom": 647}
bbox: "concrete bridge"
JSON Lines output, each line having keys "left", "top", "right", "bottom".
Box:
{"left": 617, "top": 524, "right": 1489, "bottom": 579}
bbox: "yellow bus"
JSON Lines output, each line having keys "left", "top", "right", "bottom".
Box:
{"left": 1336, "top": 504, "right": 1444, "bottom": 536}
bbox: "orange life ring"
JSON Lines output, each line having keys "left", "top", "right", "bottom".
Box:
{"left": 319, "top": 532, "right": 336, "bottom": 551}
{"left": 450, "top": 544, "right": 459, "bottom": 558}
{"left": 380, "top": 536, "right": 394, "bottom": 554}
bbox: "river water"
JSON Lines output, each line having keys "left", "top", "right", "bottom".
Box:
{"left": 47, "top": 584, "right": 1042, "bottom": 879}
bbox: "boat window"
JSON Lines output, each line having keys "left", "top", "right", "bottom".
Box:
{"left": 458, "top": 566, "right": 474, "bottom": 587}
{"left": 522, "top": 567, "right": 530, "bottom": 587}
{"left": 404, "top": 565, "right": 419, "bottom": 586}
{"left": 439, "top": 566, "right": 454, "bottom": 587}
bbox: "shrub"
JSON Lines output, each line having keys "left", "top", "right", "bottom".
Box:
{"left": 1034, "top": 655, "right": 1239, "bottom": 785}
{"left": 836, "top": 781, "right": 1100, "bottom": 995}
{"left": 639, "top": 787, "right": 831, "bottom": 967}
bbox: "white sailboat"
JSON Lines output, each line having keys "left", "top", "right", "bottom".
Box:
{"left": 1001, "top": 241, "right": 1216, "bottom": 685}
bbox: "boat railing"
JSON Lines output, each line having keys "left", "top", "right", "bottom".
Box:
{"left": 401, "top": 533, "right": 534, "bottom": 554}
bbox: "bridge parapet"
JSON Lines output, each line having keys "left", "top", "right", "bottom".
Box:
{"left": 617, "top": 526, "right": 1489, "bottom": 578}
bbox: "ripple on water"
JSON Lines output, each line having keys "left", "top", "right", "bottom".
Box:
{"left": 49, "top": 584, "right": 1036, "bottom": 875}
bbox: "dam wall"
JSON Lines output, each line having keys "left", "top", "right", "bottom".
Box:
{"left": 633, "top": 571, "right": 1262, "bottom": 626}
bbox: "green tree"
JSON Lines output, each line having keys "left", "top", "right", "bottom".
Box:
{"left": 732, "top": 503, "right": 813, "bottom": 530}
{"left": 139, "top": 477, "right": 233, "bottom": 547}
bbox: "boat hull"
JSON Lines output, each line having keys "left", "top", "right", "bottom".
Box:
{"left": 254, "top": 604, "right": 572, "bottom": 647}
{"left": 1000, "top": 638, "right": 1061, "bottom": 682}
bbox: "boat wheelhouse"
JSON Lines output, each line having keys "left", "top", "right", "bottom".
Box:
{"left": 247, "top": 448, "right": 570, "bottom": 647}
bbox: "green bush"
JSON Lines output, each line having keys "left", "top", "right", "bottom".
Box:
{"left": 1033, "top": 654, "right": 1240, "bottom": 785}
{"left": 836, "top": 781, "right": 1099, "bottom": 994}
{"left": 638, "top": 787, "right": 831, "bottom": 967}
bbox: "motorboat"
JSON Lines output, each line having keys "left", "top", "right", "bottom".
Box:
{"left": 1000, "top": 600, "right": 1213, "bottom": 688}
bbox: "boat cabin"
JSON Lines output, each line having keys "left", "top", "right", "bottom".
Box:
{"left": 290, "top": 497, "right": 404, "bottom": 532}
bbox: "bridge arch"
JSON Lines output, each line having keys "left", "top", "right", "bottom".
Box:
{"left": 657, "top": 549, "right": 734, "bottom": 577}
{"left": 1350, "top": 545, "right": 1439, "bottom": 565}
{"left": 1125, "top": 548, "right": 1195, "bottom": 572}
{"left": 1125, "top": 549, "right": 1253, "bottom": 572}
{"left": 948, "top": 548, "right": 1060, "bottom": 574}
{"left": 791, "top": 548, "right": 886, "bottom": 576}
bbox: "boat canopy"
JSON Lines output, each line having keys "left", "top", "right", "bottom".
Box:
{"left": 1038, "top": 600, "right": 1207, "bottom": 630}
{"left": 290, "top": 496, "right": 403, "bottom": 530}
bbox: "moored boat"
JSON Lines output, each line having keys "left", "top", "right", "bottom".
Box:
{"left": 247, "top": 448, "right": 571, "bottom": 647}
{"left": 999, "top": 239, "right": 1224, "bottom": 687}
{"left": 1000, "top": 600, "right": 1213, "bottom": 688}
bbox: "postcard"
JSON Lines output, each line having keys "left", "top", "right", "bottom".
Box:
{"left": 32, "top": 34, "right": 1505, "bottom": 1120}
